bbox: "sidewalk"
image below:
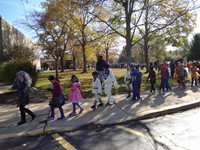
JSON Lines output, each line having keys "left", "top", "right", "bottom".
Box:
{"left": 0, "top": 85, "right": 200, "bottom": 139}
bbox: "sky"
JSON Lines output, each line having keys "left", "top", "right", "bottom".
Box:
{"left": 0, "top": 0, "right": 44, "bottom": 40}
{"left": 0, "top": 0, "right": 200, "bottom": 43}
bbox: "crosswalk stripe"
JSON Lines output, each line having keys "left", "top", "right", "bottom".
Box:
{"left": 52, "top": 133, "right": 77, "bottom": 150}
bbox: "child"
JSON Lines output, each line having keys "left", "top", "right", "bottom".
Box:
{"left": 146, "top": 67, "right": 156, "bottom": 94}
{"left": 160, "top": 64, "right": 172, "bottom": 94}
{"left": 136, "top": 65, "right": 142, "bottom": 99}
{"left": 47, "top": 75, "right": 65, "bottom": 120}
{"left": 12, "top": 71, "right": 36, "bottom": 125}
{"left": 124, "top": 66, "right": 132, "bottom": 98}
{"left": 91, "top": 71, "right": 103, "bottom": 110}
{"left": 103, "top": 63, "right": 119, "bottom": 105}
{"left": 68, "top": 75, "right": 84, "bottom": 116}
{"left": 197, "top": 62, "right": 200, "bottom": 83}
{"left": 191, "top": 62, "right": 199, "bottom": 86}
{"left": 129, "top": 64, "right": 141, "bottom": 102}
{"left": 175, "top": 62, "right": 181, "bottom": 87}
{"left": 179, "top": 63, "right": 187, "bottom": 89}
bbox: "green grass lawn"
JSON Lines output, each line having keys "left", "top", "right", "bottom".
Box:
{"left": 35, "top": 69, "right": 180, "bottom": 98}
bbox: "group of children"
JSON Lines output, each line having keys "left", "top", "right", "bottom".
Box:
{"left": 124, "top": 61, "right": 200, "bottom": 101}
{"left": 46, "top": 62, "right": 120, "bottom": 120}
{"left": 13, "top": 60, "right": 199, "bottom": 124}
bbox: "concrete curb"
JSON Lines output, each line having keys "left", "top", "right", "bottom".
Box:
{"left": 135, "top": 99, "right": 200, "bottom": 121}
{"left": 0, "top": 129, "right": 43, "bottom": 140}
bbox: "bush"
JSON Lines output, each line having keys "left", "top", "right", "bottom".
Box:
{"left": 0, "top": 61, "right": 39, "bottom": 86}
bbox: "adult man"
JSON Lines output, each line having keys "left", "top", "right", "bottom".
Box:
{"left": 96, "top": 56, "right": 106, "bottom": 83}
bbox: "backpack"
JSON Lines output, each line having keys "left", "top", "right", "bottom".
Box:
{"left": 163, "top": 69, "right": 169, "bottom": 78}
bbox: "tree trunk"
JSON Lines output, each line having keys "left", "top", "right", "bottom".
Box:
{"left": 81, "top": 25, "right": 87, "bottom": 73}
{"left": 55, "top": 60, "right": 59, "bottom": 79}
{"left": 144, "top": 0, "right": 150, "bottom": 73}
{"left": 82, "top": 44, "right": 87, "bottom": 73}
{"left": 125, "top": 5, "right": 132, "bottom": 64}
{"left": 105, "top": 47, "right": 109, "bottom": 63}
{"left": 60, "top": 54, "right": 64, "bottom": 72}
{"left": 72, "top": 53, "right": 76, "bottom": 70}
{"left": 144, "top": 46, "right": 149, "bottom": 72}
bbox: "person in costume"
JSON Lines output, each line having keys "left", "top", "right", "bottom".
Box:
{"left": 103, "top": 63, "right": 119, "bottom": 105}
{"left": 91, "top": 71, "right": 104, "bottom": 110}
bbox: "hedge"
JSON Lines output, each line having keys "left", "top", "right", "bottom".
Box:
{"left": 0, "top": 61, "right": 39, "bottom": 86}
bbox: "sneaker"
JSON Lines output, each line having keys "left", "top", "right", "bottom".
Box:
{"left": 31, "top": 114, "right": 36, "bottom": 121}
{"left": 69, "top": 112, "right": 76, "bottom": 116}
{"left": 17, "top": 120, "right": 26, "bottom": 125}
{"left": 79, "top": 108, "right": 84, "bottom": 114}
{"left": 131, "top": 99, "right": 135, "bottom": 103}
{"left": 47, "top": 116, "right": 55, "bottom": 120}
{"left": 91, "top": 105, "right": 96, "bottom": 110}
{"left": 126, "top": 95, "right": 131, "bottom": 98}
{"left": 57, "top": 116, "right": 65, "bottom": 120}
{"left": 161, "top": 91, "right": 165, "bottom": 94}
{"left": 98, "top": 103, "right": 104, "bottom": 107}
{"left": 106, "top": 102, "right": 112, "bottom": 105}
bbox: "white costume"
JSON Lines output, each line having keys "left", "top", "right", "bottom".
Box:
{"left": 104, "top": 69, "right": 119, "bottom": 104}
{"left": 92, "top": 78, "right": 102, "bottom": 102}
{"left": 124, "top": 70, "right": 132, "bottom": 91}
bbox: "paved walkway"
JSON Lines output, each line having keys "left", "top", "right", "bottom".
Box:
{"left": 0, "top": 85, "right": 200, "bottom": 139}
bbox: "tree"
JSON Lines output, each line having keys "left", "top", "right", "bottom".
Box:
{"left": 93, "top": 0, "right": 197, "bottom": 71}
{"left": 92, "top": 0, "right": 144, "bottom": 64}
{"left": 137, "top": 0, "right": 197, "bottom": 71}
{"left": 21, "top": 0, "right": 73, "bottom": 78}
{"left": 189, "top": 33, "right": 200, "bottom": 60}
{"left": 68, "top": 0, "right": 106, "bottom": 73}
{"left": 101, "top": 33, "right": 118, "bottom": 63}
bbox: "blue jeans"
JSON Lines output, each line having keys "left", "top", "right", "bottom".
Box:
{"left": 50, "top": 106, "right": 65, "bottom": 117}
{"left": 97, "top": 71, "right": 105, "bottom": 83}
{"left": 132, "top": 81, "right": 140, "bottom": 100}
{"left": 161, "top": 78, "right": 171, "bottom": 92}
{"left": 72, "top": 103, "right": 82, "bottom": 112}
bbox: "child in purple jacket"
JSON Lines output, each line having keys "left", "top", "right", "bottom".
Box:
{"left": 47, "top": 75, "right": 65, "bottom": 120}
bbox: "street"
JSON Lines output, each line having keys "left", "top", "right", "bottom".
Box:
{"left": 1, "top": 107, "right": 200, "bottom": 150}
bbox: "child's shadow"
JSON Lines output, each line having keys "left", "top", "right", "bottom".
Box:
{"left": 150, "top": 93, "right": 169, "bottom": 108}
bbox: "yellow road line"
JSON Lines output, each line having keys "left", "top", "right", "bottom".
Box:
{"left": 51, "top": 133, "right": 77, "bottom": 150}
{"left": 116, "top": 125, "right": 148, "bottom": 139}
{"left": 116, "top": 125, "right": 173, "bottom": 146}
